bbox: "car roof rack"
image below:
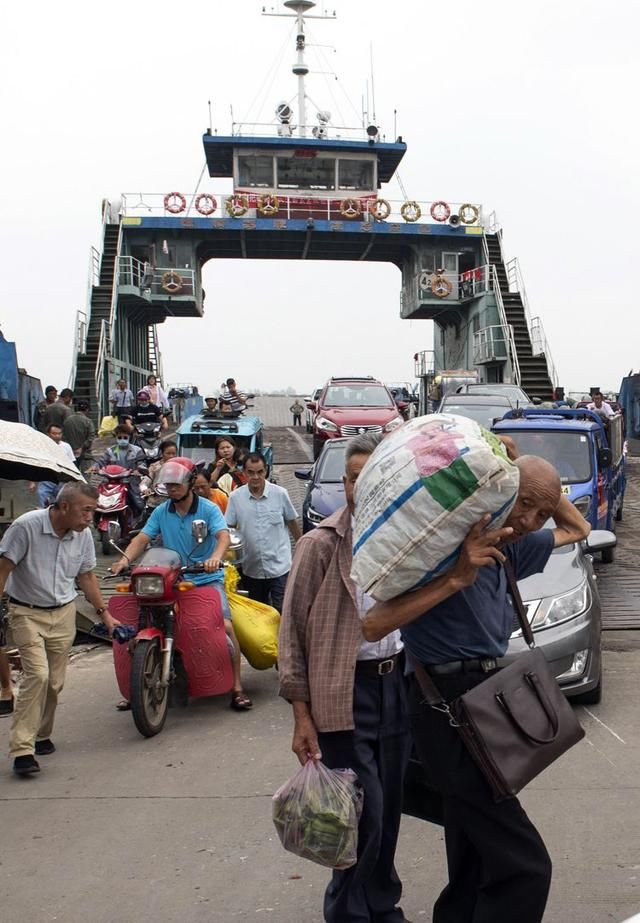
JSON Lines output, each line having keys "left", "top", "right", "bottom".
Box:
{"left": 191, "top": 421, "right": 239, "bottom": 433}
{"left": 329, "top": 376, "right": 376, "bottom": 382}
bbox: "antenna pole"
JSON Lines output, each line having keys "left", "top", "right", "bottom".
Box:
{"left": 208, "top": 100, "right": 213, "bottom": 133}
{"left": 370, "top": 43, "right": 376, "bottom": 123}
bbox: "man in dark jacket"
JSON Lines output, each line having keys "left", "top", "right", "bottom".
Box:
{"left": 63, "top": 401, "right": 95, "bottom": 473}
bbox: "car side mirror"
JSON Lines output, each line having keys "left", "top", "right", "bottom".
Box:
{"left": 584, "top": 530, "right": 616, "bottom": 553}
{"left": 191, "top": 519, "right": 208, "bottom": 543}
{"left": 307, "top": 401, "right": 317, "bottom": 411}
{"left": 597, "top": 447, "right": 612, "bottom": 469}
{"left": 294, "top": 468, "right": 312, "bottom": 480}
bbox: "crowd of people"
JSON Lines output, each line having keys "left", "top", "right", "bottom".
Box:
{"left": 1, "top": 378, "right": 597, "bottom": 922}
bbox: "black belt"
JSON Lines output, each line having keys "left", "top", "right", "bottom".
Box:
{"left": 356, "top": 652, "right": 402, "bottom": 677}
{"left": 425, "top": 657, "right": 498, "bottom": 676}
{"left": 8, "top": 597, "right": 65, "bottom": 611}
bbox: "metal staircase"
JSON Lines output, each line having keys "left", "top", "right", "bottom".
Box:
{"left": 484, "top": 233, "right": 555, "bottom": 400}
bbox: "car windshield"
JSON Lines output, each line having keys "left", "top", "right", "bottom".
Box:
{"left": 499, "top": 430, "right": 593, "bottom": 484}
{"left": 323, "top": 385, "right": 393, "bottom": 407}
{"left": 317, "top": 444, "right": 348, "bottom": 482}
{"left": 444, "top": 403, "right": 510, "bottom": 429}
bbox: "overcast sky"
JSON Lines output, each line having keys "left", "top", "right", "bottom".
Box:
{"left": 2, "top": 0, "right": 637, "bottom": 396}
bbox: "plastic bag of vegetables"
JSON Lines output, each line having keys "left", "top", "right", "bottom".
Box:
{"left": 272, "top": 760, "right": 363, "bottom": 869}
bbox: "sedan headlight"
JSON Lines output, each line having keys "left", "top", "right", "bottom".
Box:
{"left": 384, "top": 416, "right": 403, "bottom": 432}
{"left": 530, "top": 581, "right": 590, "bottom": 630}
{"left": 573, "top": 496, "right": 592, "bottom": 521}
{"left": 133, "top": 574, "right": 165, "bottom": 597}
{"left": 315, "top": 416, "right": 339, "bottom": 433}
{"left": 307, "top": 506, "right": 325, "bottom": 525}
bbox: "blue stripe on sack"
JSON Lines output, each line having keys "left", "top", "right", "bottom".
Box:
{"left": 353, "top": 478, "right": 424, "bottom": 555}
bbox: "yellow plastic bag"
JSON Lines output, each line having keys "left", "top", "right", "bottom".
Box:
{"left": 97, "top": 414, "right": 118, "bottom": 437}
{"left": 225, "top": 565, "right": 279, "bottom": 670}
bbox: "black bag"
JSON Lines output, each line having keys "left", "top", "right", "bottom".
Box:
{"left": 402, "top": 750, "right": 444, "bottom": 825}
{"left": 411, "top": 560, "right": 585, "bottom": 802}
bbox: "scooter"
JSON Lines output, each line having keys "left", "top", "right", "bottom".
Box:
{"left": 106, "top": 520, "right": 234, "bottom": 738}
{"left": 94, "top": 465, "right": 137, "bottom": 555}
{"left": 133, "top": 422, "right": 162, "bottom": 462}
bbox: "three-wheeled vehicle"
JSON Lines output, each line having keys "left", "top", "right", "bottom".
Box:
{"left": 175, "top": 411, "right": 273, "bottom": 474}
{"left": 493, "top": 408, "right": 626, "bottom": 561}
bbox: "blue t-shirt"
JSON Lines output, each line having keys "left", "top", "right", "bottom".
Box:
{"left": 401, "top": 530, "right": 555, "bottom": 664}
{"left": 142, "top": 495, "right": 228, "bottom": 586}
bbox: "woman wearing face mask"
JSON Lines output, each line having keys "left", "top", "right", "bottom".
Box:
{"left": 210, "top": 437, "right": 247, "bottom": 495}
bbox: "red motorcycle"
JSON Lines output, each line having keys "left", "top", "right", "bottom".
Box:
{"left": 106, "top": 521, "right": 234, "bottom": 737}
{"left": 95, "top": 464, "right": 137, "bottom": 555}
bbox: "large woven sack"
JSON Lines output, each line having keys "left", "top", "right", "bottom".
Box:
{"left": 350, "top": 414, "right": 519, "bottom": 600}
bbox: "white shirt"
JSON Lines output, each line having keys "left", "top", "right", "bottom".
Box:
{"left": 587, "top": 400, "right": 614, "bottom": 419}
{"left": 60, "top": 440, "right": 76, "bottom": 463}
{"left": 225, "top": 482, "right": 298, "bottom": 579}
{"left": 352, "top": 518, "right": 403, "bottom": 661}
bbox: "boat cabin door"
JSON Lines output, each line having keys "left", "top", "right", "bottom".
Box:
{"left": 441, "top": 252, "right": 459, "bottom": 299}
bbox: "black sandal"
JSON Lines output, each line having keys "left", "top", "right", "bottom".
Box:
{"left": 116, "top": 700, "right": 131, "bottom": 711}
{"left": 230, "top": 691, "right": 253, "bottom": 711}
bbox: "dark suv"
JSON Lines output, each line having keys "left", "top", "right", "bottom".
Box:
{"left": 310, "top": 376, "right": 402, "bottom": 458}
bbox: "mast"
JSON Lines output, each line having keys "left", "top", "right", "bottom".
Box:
{"left": 284, "top": 0, "right": 313, "bottom": 137}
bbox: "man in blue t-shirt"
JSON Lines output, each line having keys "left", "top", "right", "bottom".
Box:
{"left": 111, "top": 458, "right": 252, "bottom": 711}
{"left": 361, "top": 453, "right": 591, "bottom": 923}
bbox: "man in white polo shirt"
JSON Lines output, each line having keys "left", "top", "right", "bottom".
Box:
{"left": 0, "top": 482, "right": 118, "bottom": 776}
{"left": 225, "top": 452, "right": 301, "bottom": 611}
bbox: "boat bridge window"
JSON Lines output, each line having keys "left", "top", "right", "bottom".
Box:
{"left": 237, "top": 154, "right": 274, "bottom": 188}
{"left": 276, "top": 157, "right": 336, "bottom": 190}
{"left": 338, "top": 159, "right": 374, "bottom": 191}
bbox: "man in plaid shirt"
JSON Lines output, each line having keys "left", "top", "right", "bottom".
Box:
{"left": 279, "top": 433, "right": 412, "bottom": 923}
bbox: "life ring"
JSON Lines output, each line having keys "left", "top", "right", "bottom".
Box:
{"left": 164, "top": 192, "right": 186, "bottom": 214}
{"left": 225, "top": 194, "right": 249, "bottom": 218}
{"left": 459, "top": 203, "right": 479, "bottom": 225}
{"left": 400, "top": 200, "right": 421, "bottom": 222}
{"left": 368, "top": 198, "right": 391, "bottom": 221}
{"left": 430, "top": 201, "right": 451, "bottom": 222}
{"left": 340, "top": 198, "right": 362, "bottom": 219}
{"left": 161, "top": 271, "right": 183, "bottom": 294}
{"left": 257, "top": 194, "right": 280, "bottom": 216}
{"left": 432, "top": 275, "right": 453, "bottom": 298}
{"left": 195, "top": 193, "right": 217, "bottom": 216}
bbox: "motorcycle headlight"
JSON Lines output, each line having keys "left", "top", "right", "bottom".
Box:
{"left": 384, "top": 416, "right": 403, "bottom": 432}
{"left": 133, "top": 574, "right": 165, "bottom": 597}
{"left": 307, "top": 505, "right": 325, "bottom": 525}
{"left": 530, "top": 581, "right": 590, "bottom": 630}
{"left": 315, "top": 416, "right": 339, "bottom": 433}
{"left": 573, "top": 496, "right": 592, "bottom": 521}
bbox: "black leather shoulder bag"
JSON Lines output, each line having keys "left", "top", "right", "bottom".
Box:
{"left": 411, "top": 559, "right": 585, "bottom": 802}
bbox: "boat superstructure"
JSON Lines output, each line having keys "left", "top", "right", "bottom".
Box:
{"left": 70, "top": 0, "right": 556, "bottom": 418}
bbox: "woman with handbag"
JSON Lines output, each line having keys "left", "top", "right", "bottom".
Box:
{"left": 362, "top": 454, "right": 590, "bottom": 923}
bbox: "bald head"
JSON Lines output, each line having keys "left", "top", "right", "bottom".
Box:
{"left": 503, "top": 454, "right": 562, "bottom": 542}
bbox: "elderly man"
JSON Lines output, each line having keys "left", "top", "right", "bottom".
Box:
{"left": 279, "top": 433, "right": 412, "bottom": 923}
{"left": 362, "top": 454, "right": 590, "bottom": 923}
{"left": 0, "top": 483, "right": 118, "bottom": 776}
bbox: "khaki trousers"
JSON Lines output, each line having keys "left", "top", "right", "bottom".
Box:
{"left": 8, "top": 602, "right": 76, "bottom": 758}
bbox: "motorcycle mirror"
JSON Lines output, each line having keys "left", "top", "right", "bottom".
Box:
{"left": 191, "top": 519, "right": 208, "bottom": 543}
{"left": 107, "top": 521, "right": 122, "bottom": 543}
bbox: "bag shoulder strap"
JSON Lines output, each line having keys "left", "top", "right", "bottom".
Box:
{"left": 502, "top": 557, "right": 535, "bottom": 648}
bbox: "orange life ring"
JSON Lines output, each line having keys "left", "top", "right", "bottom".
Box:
{"left": 368, "top": 198, "right": 391, "bottom": 221}
{"left": 257, "top": 194, "right": 280, "bottom": 216}
{"left": 400, "top": 200, "right": 421, "bottom": 222}
{"left": 340, "top": 198, "right": 362, "bottom": 219}
{"left": 164, "top": 192, "right": 187, "bottom": 214}
{"left": 430, "top": 201, "right": 451, "bottom": 222}
{"left": 432, "top": 275, "right": 453, "bottom": 298}
{"left": 161, "top": 271, "right": 183, "bottom": 294}
{"left": 225, "top": 194, "right": 249, "bottom": 218}
{"left": 195, "top": 193, "right": 217, "bottom": 216}
{"left": 459, "top": 203, "right": 479, "bottom": 225}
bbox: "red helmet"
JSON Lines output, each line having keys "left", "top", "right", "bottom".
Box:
{"left": 157, "top": 456, "right": 197, "bottom": 487}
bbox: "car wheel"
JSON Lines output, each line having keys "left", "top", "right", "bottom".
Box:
{"left": 312, "top": 437, "right": 323, "bottom": 460}
{"left": 572, "top": 675, "right": 602, "bottom": 706}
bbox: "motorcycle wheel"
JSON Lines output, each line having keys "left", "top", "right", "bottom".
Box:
{"left": 130, "top": 639, "right": 169, "bottom": 737}
{"left": 101, "top": 531, "right": 111, "bottom": 555}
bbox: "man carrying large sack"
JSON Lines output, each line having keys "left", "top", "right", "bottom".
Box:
{"left": 362, "top": 453, "right": 590, "bottom": 923}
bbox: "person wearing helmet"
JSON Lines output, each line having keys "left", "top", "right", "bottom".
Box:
{"left": 129, "top": 388, "right": 168, "bottom": 431}
{"left": 111, "top": 457, "right": 253, "bottom": 711}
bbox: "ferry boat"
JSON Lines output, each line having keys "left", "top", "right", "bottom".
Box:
{"left": 70, "top": 0, "right": 556, "bottom": 418}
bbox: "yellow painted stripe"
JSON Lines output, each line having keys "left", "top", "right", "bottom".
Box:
{"left": 122, "top": 217, "right": 142, "bottom": 225}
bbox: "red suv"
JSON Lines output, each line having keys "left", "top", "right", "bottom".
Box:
{"left": 311, "top": 377, "right": 403, "bottom": 458}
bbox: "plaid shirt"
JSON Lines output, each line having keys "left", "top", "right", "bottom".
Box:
{"left": 279, "top": 506, "right": 363, "bottom": 732}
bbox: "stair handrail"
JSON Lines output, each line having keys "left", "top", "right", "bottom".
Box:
{"left": 505, "top": 257, "right": 534, "bottom": 330}
{"left": 94, "top": 319, "right": 110, "bottom": 416}
{"left": 490, "top": 265, "right": 521, "bottom": 387}
{"left": 68, "top": 310, "right": 88, "bottom": 388}
{"left": 529, "top": 316, "right": 559, "bottom": 388}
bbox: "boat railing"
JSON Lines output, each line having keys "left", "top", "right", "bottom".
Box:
{"left": 490, "top": 265, "right": 521, "bottom": 387}
{"left": 118, "top": 256, "right": 196, "bottom": 297}
{"left": 414, "top": 350, "right": 436, "bottom": 379}
{"left": 229, "top": 122, "right": 386, "bottom": 143}
{"left": 120, "top": 191, "right": 484, "bottom": 227}
{"left": 473, "top": 324, "right": 513, "bottom": 365}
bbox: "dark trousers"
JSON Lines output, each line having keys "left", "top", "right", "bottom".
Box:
{"left": 318, "top": 662, "right": 410, "bottom": 923}
{"left": 241, "top": 572, "right": 288, "bottom": 612}
{"left": 408, "top": 671, "right": 552, "bottom": 923}
{"left": 292, "top": 413, "right": 302, "bottom": 426}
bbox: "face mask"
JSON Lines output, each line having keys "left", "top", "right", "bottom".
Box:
{"left": 116, "top": 438, "right": 130, "bottom": 448}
